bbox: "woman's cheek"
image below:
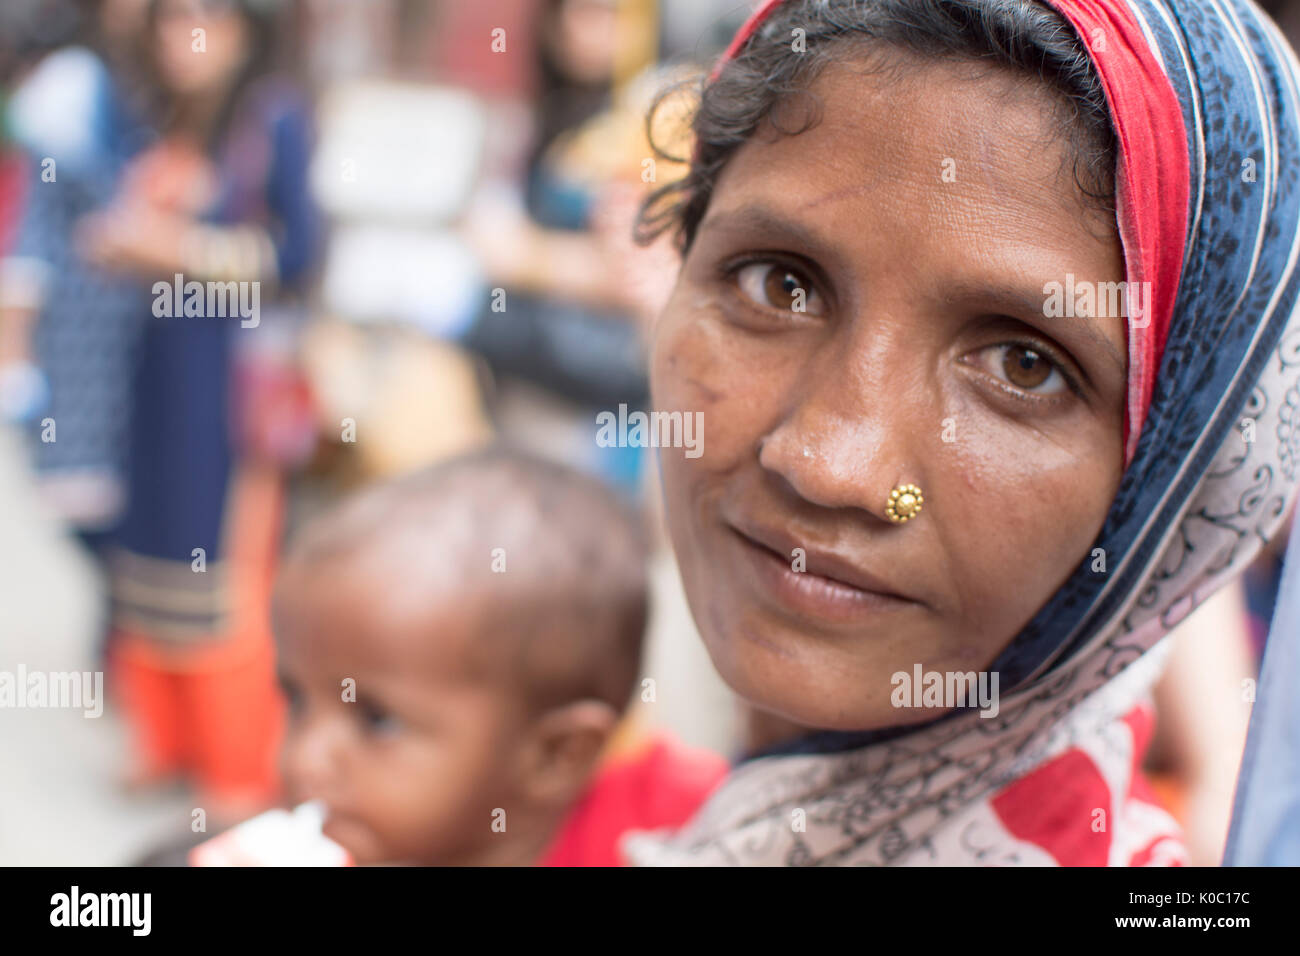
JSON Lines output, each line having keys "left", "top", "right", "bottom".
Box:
{"left": 652, "top": 295, "right": 786, "bottom": 466}
{"left": 940, "top": 409, "right": 1119, "bottom": 642}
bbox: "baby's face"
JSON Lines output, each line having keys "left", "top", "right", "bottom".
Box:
{"left": 274, "top": 563, "right": 525, "bottom": 865}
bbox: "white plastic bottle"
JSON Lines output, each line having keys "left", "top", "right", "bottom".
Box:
{"left": 189, "top": 801, "right": 352, "bottom": 867}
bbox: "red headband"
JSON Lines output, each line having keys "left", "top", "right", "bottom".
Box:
{"left": 711, "top": 0, "right": 1190, "bottom": 464}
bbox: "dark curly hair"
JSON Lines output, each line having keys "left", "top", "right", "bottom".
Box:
{"left": 636, "top": 0, "right": 1117, "bottom": 252}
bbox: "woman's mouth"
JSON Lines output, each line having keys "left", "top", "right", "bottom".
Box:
{"left": 726, "top": 524, "right": 923, "bottom": 626}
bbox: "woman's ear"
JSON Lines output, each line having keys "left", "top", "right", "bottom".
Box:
{"left": 515, "top": 699, "right": 621, "bottom": 806}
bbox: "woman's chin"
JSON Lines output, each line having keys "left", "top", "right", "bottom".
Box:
{"left": 702, "top": 622, "right": 933, "bottom": 734}
{"left": 736, "top": 685, "right": 933, "bottom": 735}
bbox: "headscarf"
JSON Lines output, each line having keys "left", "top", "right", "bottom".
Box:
{"left": 626, "top": 0, "right": 1300, "bottom": 866}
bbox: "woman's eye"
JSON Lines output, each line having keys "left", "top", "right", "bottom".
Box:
{"left": 735, "top": 262, "right": 826, "bottom": 316}
{"left": 974, "top": 343, "right": 1070, "bottom": 396}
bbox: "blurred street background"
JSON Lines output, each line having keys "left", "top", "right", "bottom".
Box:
{"left": 0, "top": 0, "right": 746, "bottom": 865}
{"left": 2, "top": 0, "right": 1296, "bottom": 866}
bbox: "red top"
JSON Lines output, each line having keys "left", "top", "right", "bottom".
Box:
{"left": 536, "top": 731, "right": 730, "bottom": 867}
{"left": 0, "top": 151, "right": 26, "bottom": 254}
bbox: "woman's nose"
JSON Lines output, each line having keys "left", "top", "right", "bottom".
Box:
{"left": 757, "top": 338, "right": 932, "bottom": 518}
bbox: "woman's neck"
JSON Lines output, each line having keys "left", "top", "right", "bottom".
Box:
{"left": 743, "top": 706, "right": 814, "bottom": 754}
{"left": 168, "top": 75, "right": 239, "bottom": 145}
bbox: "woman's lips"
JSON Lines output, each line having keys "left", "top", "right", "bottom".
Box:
{"left": 727, "top": 526, "right": 921, "bottom": 625}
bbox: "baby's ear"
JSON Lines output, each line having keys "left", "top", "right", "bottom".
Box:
{"left": 517, "top": 700, "right": 620, "bottom": 805}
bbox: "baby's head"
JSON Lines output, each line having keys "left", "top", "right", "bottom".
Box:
{"left": 274, "top": 446, "right": 648, "bottom": 865}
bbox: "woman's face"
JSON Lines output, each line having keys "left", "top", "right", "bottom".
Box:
{"left": 154, "top": 0, "right": 249, "bottom": 96}
{"left": 652, "top": 55, "right": 1129, "bottom": 731}
{"left": 548, "top": 0, "right": 618, "bottom": 85}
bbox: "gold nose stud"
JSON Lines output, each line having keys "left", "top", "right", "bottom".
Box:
{"left": 886, "top": 483, "right": 924, "bottom": 523}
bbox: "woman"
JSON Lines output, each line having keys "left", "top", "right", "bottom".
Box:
{"left": 80, "top": 0, "right": 320, "bottom": 817}
{"left": 0, "top": 0, "right": 151, "bottom": 566}
{"left": 459, "top": 0, "right": 661, "bottom": 496}
{"left": 629, "top": 0, "right": 1300, "bottom": 865}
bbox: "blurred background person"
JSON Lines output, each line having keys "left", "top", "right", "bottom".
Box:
{"left": 454, "top": 0, "right": 670, "bottom": 498}
{"left": 75, "top": 0, "right": 322, "bottom": 822}
{"left": 0, "top": 0, "right": 153, "bottom": 651}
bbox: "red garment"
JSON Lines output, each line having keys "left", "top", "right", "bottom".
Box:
{"left": 1043, "top": 0, "right": 1189, "bottom": 465}
{"left": 110, "top": 463, "right": 286, "bottom": 810}
{"left": 537, "top": 732, "right": 730, "bottom": 867}
{"left": 989, "top": 704, "right": 1186, "bottom": 866}
{"left": 0, "top": 151, "right": 26, "bottom": 253}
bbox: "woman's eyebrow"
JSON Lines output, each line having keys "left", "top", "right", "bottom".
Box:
{"left": 942, "top": 280, "right": 1054, "bottom": 323}
{"left": 942, "top": 279, "right": 1127, "bottom": 378}
{"left": 697, "top": 205, "right": 839, "bottom": 262}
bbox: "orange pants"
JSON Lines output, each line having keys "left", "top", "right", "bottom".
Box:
{"left": 112, "top": 631, "right": 284, "bottom": 807}
{"left": 110, "top": 464, "right": 286, "bottom": 811}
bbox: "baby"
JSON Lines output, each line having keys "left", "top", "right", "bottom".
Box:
{"left": 270, "top": 445, "right": 726, "bottom": 866}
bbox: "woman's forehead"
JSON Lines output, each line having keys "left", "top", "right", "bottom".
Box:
{"left": 715, "top": 57, "right": 1099, "bottom": 223}
{"left": 701, "top": 70, "right": 1121, "bottom": 308}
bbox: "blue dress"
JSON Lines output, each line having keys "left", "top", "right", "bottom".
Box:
{"left": 6, "top": 46, "right": 150, "bottom": 528}
{"left": 111, "top": 78, "right": 321, "bottom": 641}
